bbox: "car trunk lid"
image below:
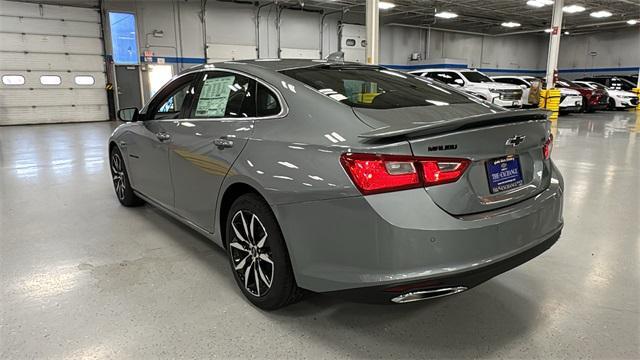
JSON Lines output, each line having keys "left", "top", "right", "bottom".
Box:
{"left": 354, "top": 105, "right": 552, "bottom": 215}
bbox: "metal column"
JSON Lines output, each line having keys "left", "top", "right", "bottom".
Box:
{"left": 365, "top": 0, "right": 379, "bottom": 64}
{"left": 545, "top": 0, "right": 564, "bottom": 89}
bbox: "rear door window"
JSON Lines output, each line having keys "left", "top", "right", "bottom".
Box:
{"left": 425, "top": 71, "right": 463, "bottom": 86}
{"left": 256, "top": 83, "right": 281, "bottom": 117}
{"left": 281, "top": 66, "right": 471, "bottom": 109}
{"left": 191, "top": 72, "right": 256, "bottom": 118}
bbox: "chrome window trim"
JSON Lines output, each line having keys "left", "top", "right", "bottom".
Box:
{"left": 142, "top": 67, "right": 289, "bottom": 122}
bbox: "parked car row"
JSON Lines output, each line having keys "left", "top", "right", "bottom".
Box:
{"left": 406, "top": 68, "right": 638, "bottom": 113}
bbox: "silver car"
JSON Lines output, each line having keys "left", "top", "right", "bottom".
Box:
{"left": 109, "top": 59, "right": 564, "bottom": 310}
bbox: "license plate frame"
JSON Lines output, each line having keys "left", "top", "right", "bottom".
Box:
{"left": 486, "top": 155, "right": 524, "bottom": 194}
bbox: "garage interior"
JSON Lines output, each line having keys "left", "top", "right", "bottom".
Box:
{"left": 1, "top": 0, "right": 639, "bottom": 358}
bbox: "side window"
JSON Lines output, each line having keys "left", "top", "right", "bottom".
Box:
{"left": 191, "top": 72, "right": 256, "bottom": 118}
{"left": 150, "top": 77, "right": 195, "bottom": 120}
{"left": 428, "top": 72, "right": 461, "bottom": 85}
{"left": 257, "top": 83, "right": 281, "bottom": 117}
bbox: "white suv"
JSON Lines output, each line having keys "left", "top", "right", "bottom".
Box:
{"left": 492, "top": 75, "right": 583, "bottom": 113}
{"left": 409, "top": 69, "right": 523, "bottom": 108}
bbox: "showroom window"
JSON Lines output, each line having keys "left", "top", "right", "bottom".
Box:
{"left": 74, "top": 76, "right": 95, "bottom": 86}
{"left": 2, "top": 75, "right": 25, "bottom": 85}
{"left": 40, "top": 75, "right": 62, "bottom": 85}
{"left": 109, "top": 12, "right": 139, "bottom": 64}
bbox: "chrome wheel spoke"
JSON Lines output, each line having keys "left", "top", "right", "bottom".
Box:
{"left": 244, "top": 261, "right": 253, "bottom": 289}
{"left": 259, "top": 253, "right": 273, "bottom": 266}
{"left": 229, "top": 241, "right": 249, "bottom": 252}
{"left": 240, "top": 211, "right": 251, "bottom": 244}
{"left": 235, "top": 254, "right": 250, "bottom": 270}
{"left": 254, "top": 265, "right": 261, "bottom": 296}
{"left": 258, "top": 263, "right": 272, "bottom": 288}
{"left": 257, "top": 234, "right": 267, "bottom": 249}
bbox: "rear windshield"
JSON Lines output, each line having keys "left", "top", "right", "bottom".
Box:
{"left": 280, "top": 66, "right": 472, "bottom": 109}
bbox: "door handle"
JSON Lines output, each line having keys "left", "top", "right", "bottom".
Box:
{"left": 213, "top": 137, "right": 234, "bottom": 148}
{"left": 156, "top": 132, "right": 171, "bottom": 142}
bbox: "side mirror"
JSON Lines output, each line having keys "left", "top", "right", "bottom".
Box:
{"left": 454, "top": 79, "right": 464, "bottom": 85}
{"left": 117, "top": 107, "right": 139, "bottom": 122}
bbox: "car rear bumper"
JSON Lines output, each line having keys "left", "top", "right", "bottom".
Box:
{"left": 274, "top": 163, "right": 564, "bottom": 294}
{"left": 327, "top": 228, "right": 561, "bottom": 303}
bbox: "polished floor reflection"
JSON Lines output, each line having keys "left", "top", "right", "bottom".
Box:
{"left": 1, "top": 112, "right": 638, "bottom": 358}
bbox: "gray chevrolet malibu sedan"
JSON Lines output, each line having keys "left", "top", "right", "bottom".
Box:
{"left": 109, "top": 59, "right": 563, "bottom": 310}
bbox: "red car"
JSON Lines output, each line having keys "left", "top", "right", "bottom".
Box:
{"left": 555, "top": 79, "right": 608, "bottom": 112}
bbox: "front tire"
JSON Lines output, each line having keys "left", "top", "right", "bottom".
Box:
{"left": 225, "top": 193, "right": 302, "bottom": 310}
{"left": 109, "top": 147, "right": 144, "bottom": 207}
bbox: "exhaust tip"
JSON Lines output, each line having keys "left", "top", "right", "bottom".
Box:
{"left": 391, "top": 286, "right": 468, "bottom": 304}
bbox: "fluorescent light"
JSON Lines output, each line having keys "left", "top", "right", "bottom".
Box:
{"left": 628, "top": 19, "right": 638, "bottom": 25}
{"left": 564, "top": 31, "right": 570, "bottom": 35}
{"left": 435, "top": 11, "right": 458, "bottom": 19}
{"left": 563, "top": 5, "right": 586, "bottom": 13}
{"left": 501, "top": 22, "right": 521, "bottom": 28}
{"left": 378, "top": 1, "right": 396, "bottom": 10}
{"left": 590, "top": 10, "right": 612, "bottom": 18}
{"left": 539, "top": 0, "right": 554, "bottom": 4}
{"left": 544, "top": 28, "right": 553, "bottom": 33}
{"left": 527, "top": 1, "right": 546, "bottom": 8}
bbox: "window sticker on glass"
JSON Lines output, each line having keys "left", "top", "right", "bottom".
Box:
{"left": 195, "top": 76, "right": 236, "bottom": 117}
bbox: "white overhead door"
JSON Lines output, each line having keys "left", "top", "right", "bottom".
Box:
{"left": 0, "top": 0, "right": 108, "bottom": 125}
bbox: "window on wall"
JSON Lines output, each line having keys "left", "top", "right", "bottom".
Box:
{"left": 40, "top": 75, "right": 62, "bottom": 85}
{"left": 109, "top": 12, "right": 139, "bottom": 65}
{"left": 2, "top": 75, "right": 25, "bottom": 85}
{"left": 74, "top": 76, "right": 95, "bottom": 86}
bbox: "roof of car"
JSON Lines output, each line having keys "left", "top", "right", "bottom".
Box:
{"left": 409, "top": 68, "right": 474, "bottom": 73}
{"left": 182, "top": 58, "right": 372, "bottom": 74}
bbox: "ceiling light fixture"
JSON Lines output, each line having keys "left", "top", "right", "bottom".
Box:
{"left": 628, "top": 19, "right": 638, "bottom": 25}
{"left": 590, "top": 10, "right": 612, "bottom": 18}
{"left": 435, "top": 11, "right": 458, "bottom": 19}
{"left": 539, "top": 0, "right": 554, "bottom": 4}
{"left": 527, "top": 0, "right": 545, "bottom": 8}
{"left": 564, "top": 31, "right": 570, "bottom": 35}
{"left": 544, "top": 28, "right": 553, "bottom": 33}
{"left": 378, "top": 1, "right": 396, "bottom": 10}
{"left": 563, "top": 5, "right": 586, "bottom": 13}
{"left": 501, "top": 22, "right": 521, "bottom": 28}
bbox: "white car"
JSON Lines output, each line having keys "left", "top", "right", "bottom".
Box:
{"left": 492, "top": 75, "right": 583, "bottom": 113}
{"left": 410, "top": 69, "right": 523, "bottom": 108}
{"left": 574, "top": 80, "right": 638, "bottom": 110}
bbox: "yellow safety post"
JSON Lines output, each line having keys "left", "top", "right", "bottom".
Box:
{"left": 539, "top": 88, "right": 562, "bottom": 121}
{"left": 633, "top": 88, "right": 640, "bottom": 110}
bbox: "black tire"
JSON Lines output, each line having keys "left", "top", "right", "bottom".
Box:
{"left": 225, "top": 193, "right": 302, "bottom": 310}
{"left": 109, "top": 146, "right": 144, "bottom": 207}
{"left": 608, "top": 98, "right": 617, "bottom": 111}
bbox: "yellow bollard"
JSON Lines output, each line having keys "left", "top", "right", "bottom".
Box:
{"left": 633, "top": 88, "right": 640, "bottom": 111}
{"left": 539, "top": 88, "right": 561, "bottom": 121}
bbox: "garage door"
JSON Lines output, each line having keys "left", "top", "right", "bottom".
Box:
{"left": 0, "top": 0, "right": 108, "bottom": 125}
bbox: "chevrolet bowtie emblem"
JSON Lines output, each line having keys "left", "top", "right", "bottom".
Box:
{"left": 505, "top": 135, "right": 526, "bottom": 147}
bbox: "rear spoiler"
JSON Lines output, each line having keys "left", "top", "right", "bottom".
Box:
{"left": 359, "top": 109, "right": 549, "bottom": 140}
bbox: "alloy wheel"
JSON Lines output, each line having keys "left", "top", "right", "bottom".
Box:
{"left": 111, "top": 152, "right": 126, "bottom": 200}
{"left": 229, "top": 210, "right": 274, "bottom": 297}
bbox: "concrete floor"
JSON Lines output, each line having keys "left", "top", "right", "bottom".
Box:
{"left": 1, "top": 111, "right": 638, "bottom": 359}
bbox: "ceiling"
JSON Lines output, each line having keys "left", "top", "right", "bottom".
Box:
{"left": 14, "top": 0, "right": 640, "bottom": 35}
{"left": 283, "top": 0, "right": 640, "bottom": 35}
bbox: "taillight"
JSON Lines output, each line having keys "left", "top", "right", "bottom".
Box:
{"left": 543, "top": 134, "right": 553, "bottom": 159}
{"left": 340, "top": 153, "right": 470, "bottom": 195}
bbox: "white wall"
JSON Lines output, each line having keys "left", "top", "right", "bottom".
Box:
{"left": 101, "top": 0, "right": 639, "bottom": 102}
